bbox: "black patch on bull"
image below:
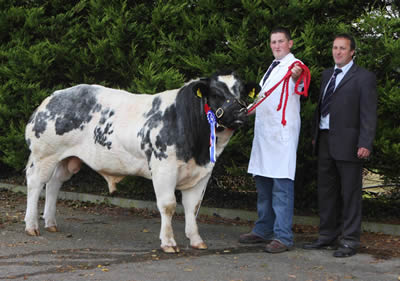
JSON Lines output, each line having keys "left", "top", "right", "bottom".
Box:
{"left": 138, "top": 72, "right": 250, "bottom": 167}
{"left": 31, "top": 85, "right": 102, "bottom": 137}
{"left": 138, "top": 97, "right": 168, "bottom": 162}
{"left": 145, "top": 97, "right": 162, "bottom": 118}
{"left": 93, "top": 108, "right": 114, "bottom": 149}
{"left": 138, "top": 86, "right": 210, "bottom": 166}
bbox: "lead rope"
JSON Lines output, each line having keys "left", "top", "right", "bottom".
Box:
{"left": 247, "top": 61, "right": 311, "bottom": 125}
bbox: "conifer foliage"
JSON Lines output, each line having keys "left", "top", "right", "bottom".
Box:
{"left": 0, "top": 1, "right": 398, "bottom": 203}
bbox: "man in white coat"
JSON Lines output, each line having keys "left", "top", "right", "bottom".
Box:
{"left": 239, "top": 27, "right": 305, "bottom": 253}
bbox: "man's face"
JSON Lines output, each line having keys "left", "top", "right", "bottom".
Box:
{"left": 270, "top": 32, "right": 293, "bottom": 60}
{"left": 332, "top": 38, "right": 354, "bottom": 67}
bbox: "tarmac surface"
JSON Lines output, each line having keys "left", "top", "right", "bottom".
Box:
{"left": 0, "top": 193, "right": 399, "bottom": 281}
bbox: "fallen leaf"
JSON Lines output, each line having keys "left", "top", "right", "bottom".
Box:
{"left": 312, "top": 265, "right": 324, "bottom": 270}
{"left": 288, "top": 274, "right": 296, "bottom": 278}
{"left": 101, "top": 268, "right": 109, "bottom": 272}
{"left": 184, "top": 268, "right": 193, "bottom": 272}
{"left": 142, "top": 228, "right": 149, "bottom": 233}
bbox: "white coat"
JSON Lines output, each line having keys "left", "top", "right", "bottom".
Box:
{"left": 248, "top": 53, "right": 301, "bottom": 180}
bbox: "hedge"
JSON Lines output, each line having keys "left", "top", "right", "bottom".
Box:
{"left": 0, "top": 0, "right": 398, "bottom": 210}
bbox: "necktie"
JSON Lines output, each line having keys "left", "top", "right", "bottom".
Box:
{"left": 320, "top": 68, "right": 342, "bottom": 117}
{"left": 262, "top": 61, "right": 280, "bottom": 85}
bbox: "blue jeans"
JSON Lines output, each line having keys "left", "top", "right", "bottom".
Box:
{"left": 252, "top": 176, "right": 294, "bottom": 247}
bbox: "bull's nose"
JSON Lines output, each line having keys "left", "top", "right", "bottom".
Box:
{"left": 237, "top": 109, "right": 248, "bottom": 119}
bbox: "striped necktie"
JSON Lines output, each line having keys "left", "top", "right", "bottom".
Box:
{"left": 262, "top": 61, "right": 280, "bottom": 85}
{"left": 320, "top": 68, "right": 342, "bottom": 117}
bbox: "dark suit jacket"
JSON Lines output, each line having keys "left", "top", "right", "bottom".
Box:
{"left": 313, "top": 63, "right": 377, "bottom": 162}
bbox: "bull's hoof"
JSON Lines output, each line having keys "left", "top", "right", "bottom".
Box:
{"left": 26, "top": 228, "right": 40, "bottom": 236}
{"left": 45, "top": 226, "right": 58, "bottom": 233}
{"left": 161, "top": 246, "right": 180, "bottom": 253}
{"left": 191, "top": 242, "right": 208, "bottom": 250}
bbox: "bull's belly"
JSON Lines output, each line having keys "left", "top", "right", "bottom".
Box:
{"left": 91, "top": 156, "right": 152, "bottom": 179}
{"left": 29, "top": 143, "right": 150, "bottom": 180}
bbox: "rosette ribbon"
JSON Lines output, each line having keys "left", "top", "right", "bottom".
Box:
{"left": 204, "top": 104, "right": 216, "bottom": 163}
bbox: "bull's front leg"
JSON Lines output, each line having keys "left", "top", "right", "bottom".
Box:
{"left": 152, "top": 173, "right": 180, "bottom": 253}
{"left": 157, "top": 197, "right": 179, "bottom": 253}
{"left": 181, "top": 176, "right": 210, "bottom": 250}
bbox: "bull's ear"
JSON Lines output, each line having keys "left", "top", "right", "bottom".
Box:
{"left": 193, "top": 79, "right": 210, "bottom": 99}
{"left": 245, "top": 82, "right": 261, "bottom": 99}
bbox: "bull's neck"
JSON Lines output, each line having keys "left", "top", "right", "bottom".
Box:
{"left": 215, "top": 129, "right": 234, "bottom": 157}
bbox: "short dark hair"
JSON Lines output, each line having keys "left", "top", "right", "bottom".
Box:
{"left": 334, "top": 33, "right": 356, "bottom": 50}
{"left": 270, "top": 27, "right": 291, "bottom": 41}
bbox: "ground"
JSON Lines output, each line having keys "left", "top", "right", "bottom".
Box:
{"left": 1, "top": 188, "right": 399, "bottom": 260}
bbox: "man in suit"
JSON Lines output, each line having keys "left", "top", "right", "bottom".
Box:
{"left": 303, "top": 34, "right": 377, "bottom": 257}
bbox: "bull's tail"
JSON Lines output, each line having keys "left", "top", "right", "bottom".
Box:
{"left": 25, "top": 154, "right": 34, "bottom": 172}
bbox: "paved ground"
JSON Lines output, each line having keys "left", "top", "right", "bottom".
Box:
{"left": 0, "top": 193, "right": 399, "bottom": 281}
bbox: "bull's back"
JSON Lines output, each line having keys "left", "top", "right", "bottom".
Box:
{"left": 25, "top": 84, "right": 171, "bottom": 176}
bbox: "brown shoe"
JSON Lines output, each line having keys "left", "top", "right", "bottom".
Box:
{"left": 238, "top": 232, "right": 266, "bottom": 244}
{"left": 264, "top": 240, "right": 290, "bottom": 253}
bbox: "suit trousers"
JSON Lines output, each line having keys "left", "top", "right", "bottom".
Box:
{"left": 317, "top": 130, "right": 363, "bottom": 248}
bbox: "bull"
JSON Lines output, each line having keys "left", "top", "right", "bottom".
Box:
{"left": 24, "top": 71, "right": 259, "bottom": 253}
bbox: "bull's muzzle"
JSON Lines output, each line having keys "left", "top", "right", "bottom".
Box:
{"left": 214, "top": 99, "right": 248, "bottom": 130}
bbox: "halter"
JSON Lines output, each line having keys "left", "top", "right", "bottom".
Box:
{"left": 210, "top": 98, "right": 247, "bottom": 128}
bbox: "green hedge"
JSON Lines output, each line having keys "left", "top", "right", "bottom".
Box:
{"left": 0, "top": 0, "right": 398, "bottom": 209}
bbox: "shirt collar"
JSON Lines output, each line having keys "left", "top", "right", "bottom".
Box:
{"left": 274, "top": 53, "right": 294, "bottom": 65}
{"left": 335, "top": 60, "right": 353, "bottom": 75}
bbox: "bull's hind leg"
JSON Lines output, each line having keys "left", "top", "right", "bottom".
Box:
{"left": 25, "top": 156, "right": 57, "bottom": 236}
{"left": 43, "top": 157, "right": 81, "bottom": 232}
{"left": 181, "top": 175, "right": 210, "bottom": 250}
{"left": 152, "top": 172, "right": 180, "bottom": 253}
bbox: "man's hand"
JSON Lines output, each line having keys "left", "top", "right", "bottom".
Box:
{"left": 357, "top": 147, "right": 371, "bottom": 159}
{"left": 291, "top": 65, "right": 303, "bottom": 82}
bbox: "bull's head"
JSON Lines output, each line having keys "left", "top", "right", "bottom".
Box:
{"left": 193, "top": 71, "right": 260, "bottom": 130}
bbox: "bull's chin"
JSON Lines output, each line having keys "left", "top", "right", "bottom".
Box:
{"left": 226, "top": 119, "right": 245, "bottom": 130}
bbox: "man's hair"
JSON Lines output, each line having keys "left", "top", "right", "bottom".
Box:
{"left": 334, "top": 33, "right": 356, "bottom": 50}
{"left": 270, "top": 27, "right": 291, "bottom": 41}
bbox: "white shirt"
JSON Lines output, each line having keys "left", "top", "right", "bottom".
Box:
{"left": 248, "top": 53, "right": 302, "bottom": 180}
{"left": 319, "top": 60, "right": 354, "bottom": 129}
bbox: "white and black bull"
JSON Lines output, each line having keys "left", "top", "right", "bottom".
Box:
{"left": 24, "top": 71, "right": 259, "bottom": 253}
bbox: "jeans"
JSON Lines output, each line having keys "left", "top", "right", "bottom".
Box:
{"left": 252, "top": 176, "right": 294, "bottom": 247}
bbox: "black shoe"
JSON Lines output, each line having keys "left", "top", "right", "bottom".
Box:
{"left": 303, "top": 239, "right": 337, "bottom": 250}
{"left": 333, "top": 245, "right": 357, "bottom": 258}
